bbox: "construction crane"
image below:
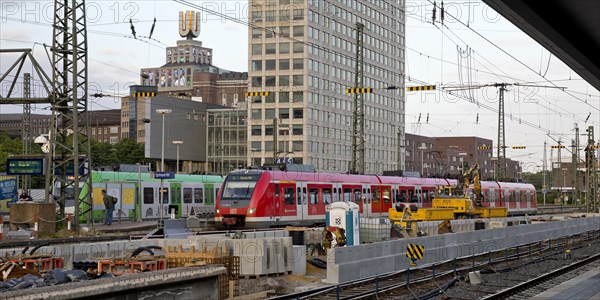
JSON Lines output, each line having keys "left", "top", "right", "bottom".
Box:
{"left": 0, "top": 1, "right": 93, "bottom": 233}
{"left": 444, "top": 83, "right": 565, "bottom": 179}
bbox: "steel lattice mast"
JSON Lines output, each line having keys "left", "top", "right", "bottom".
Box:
{"left": 49, "top": 0, "right": 93, "bottom": 231}
{"left": 350, "top": 22, "right": 365, "bottom": 174}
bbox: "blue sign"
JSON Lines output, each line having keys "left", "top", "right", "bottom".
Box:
{"left": 7, "top": 158, "right": 45, "bottom": 175}
{"left": 0, "top": 177, "right": 18, "bottom": 202}
{"left": 154, "top": 172, "right": 175, "bottom": 179}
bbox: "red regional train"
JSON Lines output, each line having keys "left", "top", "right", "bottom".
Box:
{"left": 215, "top": 169, "right": 537, "bottom": 228}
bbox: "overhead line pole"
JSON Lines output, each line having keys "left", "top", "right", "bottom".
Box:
{"left": 350, "top": 22, "right": 365, "bottom": 175}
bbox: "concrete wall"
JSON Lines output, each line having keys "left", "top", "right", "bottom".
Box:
{"left": 326, "top": 216, "right": 600, "bottom": 283}
{"left": 1, "top": 266, "right": 226, "bottom": 300}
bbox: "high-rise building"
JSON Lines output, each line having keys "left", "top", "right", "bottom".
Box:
{"left": 247, "top": 0, "right": 406, "bottom": 173}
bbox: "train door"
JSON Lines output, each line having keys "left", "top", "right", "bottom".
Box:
{"left": 205, "top": 184, "right": 215, "bottom": 209}
{"left": 362, "top": 185, "right": 372, "bottom": 217}
{"left": 342, "top": 184, "right": 363, "bottom": 213}
{"left": 278, "top": 183, "right": 297, "bottom": 222}
{"left": 306, "top": 184, "right": 327, "bottom": 219}
{"left": 181, "top": 185, "right": 193, "bottom": 217}
{"left": 296, "top": 181, "right": 308, "bottom": 223}
{"left": 519, "top": 189, "right": 528, "bottom": 211}
{"left": 140, "top": 182, "right": 161, "bottom": 219}
{"left": 381, "top": 186, "right": 392, "bottom": 214}
{"left": 421, "top": 187, "right": 436, "bottom": 208}
{"left": 169, "top": 183, "right": 182, "bottom": 218}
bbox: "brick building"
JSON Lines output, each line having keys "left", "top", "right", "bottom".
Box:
{"left": 0, "top": 110, "right": 121, "bottom": 144}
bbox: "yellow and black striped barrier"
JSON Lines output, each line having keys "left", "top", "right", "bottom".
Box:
{"left": 407, "top": 85, "right": 436, "bottom": 91}
{"left": 551, "top": 145, "right": 565, "bottom": 149}
{"left": 131, "top": 92, "right": 156, "bottom": 97}
{"left": 406, "top": 243, "right": 424, "bottom": 266}
{"left": 246, "top": 91, "right": 269, "bottom": 97}
{"left": 345, "top": 88, "right": 372, "bottom": 94}
{"left": 478, "top": 146, "right": 492, "bottom": 150}
{"left": 512, "top": 146, "right": 526, "bottom": 149}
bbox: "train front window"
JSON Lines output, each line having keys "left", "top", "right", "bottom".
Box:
{"left": 220, "top": 173, "right": 261, "bottom": 203}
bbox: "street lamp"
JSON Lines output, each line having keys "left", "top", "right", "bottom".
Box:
{"left": 418, "top": 146, "right": 427, "bottom": 176}
{"left": 156, "top": 108, "right": 172, "bottom": 228}
{"left": 172, "top": 140, "right": 183, "bottom": 174}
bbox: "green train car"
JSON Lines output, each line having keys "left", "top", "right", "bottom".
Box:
{"left": 74, "top": 171, "right": 223, "bottom": 223}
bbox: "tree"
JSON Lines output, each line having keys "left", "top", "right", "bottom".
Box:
{"left": 0, "top": 131, "right": 23, "bottom": 172}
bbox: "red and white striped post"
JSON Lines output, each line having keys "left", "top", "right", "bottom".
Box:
{"left": 33, "top": 214, "right": 38, "bottom": 239}
{"left": 67, "top": 213, "right": 72, "bottom": 231}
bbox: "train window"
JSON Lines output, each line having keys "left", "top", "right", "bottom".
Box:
{"left": 194, "top": 188, "right": 204, "bottom": 203}
{"left": 354, "top": 189, "right": 361, "bottom": 203}
{"left": 170, "top": 187, "right": 176, "bottom": 204}
{"left": 275, "top": 184, "right": 280, "bottom": 197}
{"left": 323, "top": 188, "right": 332, "bottom": 204}
{"left": 161, "top": 188, "right": 169, "bottom": 205}
{"left": 183, "top": 188, "right": 192, "bottom": 203}
{"left": 309, "top": 188, "right": 318, "bottom": 204}
{"left": 297, "top": 187, "right": 302, "bottom": 204}
{"left": 343, "top": 188, "right": 352, "bottom": 202}
{"left": 143, "top": 187, "right": 154, "bottom": 204}
{"left": 429, "top": 191, "right": 435, "bottom": 202}
{"left": 284, "top": 187, "right": 294, "bottom": 205}
{"left": 383, "top": 188, "right": 391, "bottom": 203}
{"left": 398, "top": 190, "right": 407, "bottom": 202}
{"left": 408, "top": 190, "right": 417, "bottom": 203}
{"left": 371, "top": 188, "right": 380, "bottom": 203}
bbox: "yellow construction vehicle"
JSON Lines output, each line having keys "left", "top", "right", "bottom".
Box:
{"left": 389, "top": 163, "right": 507, "bottom": 237}
{"left": 322, "top": 226, "right": 347, "bottom": 249}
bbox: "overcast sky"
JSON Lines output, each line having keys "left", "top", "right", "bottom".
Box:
{"left": 1, "top": 0, "right": 599, "bottom": 170}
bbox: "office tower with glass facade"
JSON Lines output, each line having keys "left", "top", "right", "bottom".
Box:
{"left": 248, "top": 0, "right": 406, "bottom": 173}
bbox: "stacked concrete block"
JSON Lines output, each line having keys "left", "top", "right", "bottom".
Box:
{"left": 326, "top": 216, "right": 600, "bottom": 284}
{"left": 291, "top": 245, "right": 306, "bottom": 275}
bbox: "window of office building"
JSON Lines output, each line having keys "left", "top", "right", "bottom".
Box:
{"left": 293, "top": 26, "right": 304, "bottom": 37}
{"left": 293, "top": 59, "right": 303, "bottom": 70}
{"left": 265, "top": 108, "right": 275, "bottom": 119}
{"left": 293, "top": 108, "right": 303, "bottom": 119}
{"left": 265, "top": 76, "right": 276, "bottom": 86}
{"left": 293, "top": 42, "right": 303, "bottom": 53}
{"left": 266, "top": 43, "right": 276, "bottom": 54}
{"left": 251, "top": 44, "right": 262, "bottom": 55}
{"left": 252, "top": 28, "right": 262, "bottom": 38}
{"left": 279, "top": 26, "right": 290, "bottom": 37}
{"left": 279, "top": 10, "right": 289, "bottom": 21}
{"left": 252, "top": 60, "right": 262, "bottom": 71}
{"left": 292, "top": 75, "right": 303, "bottom": 86}
{"left": 251, "top": 125, "right": 261, "bottom": 136}
{"left": 293, "top": 124, "right": 303, "bottom": 135}
{"left": 266, "top": 10, "right": 276, "bottom": 22}
{"left": 279, "top": 75, "right": 289, "bottom": 86}
{"left": 251, "top": 109, "right": 261, "bottom": 119}
{"left": 265, "top": 125, "right": 274, "bottom": 135}
{"left": 252, "top": 11, "right": 262, "bottom": 22}
{"left": 279, "top": 43, "right": 290, "bottom": 55}
{"left": 279, "top": 108, "right": 290, "bottom": 119}
{"left": 251, "top": 76, "right": 262, "bottom": 87}
{"left": 279, "top": 59, "right": 290, "bottom": 70}
{"left": 265, "top": 93, "right": 276, "bottom": 103}
{"left": 293, "top": 91, "right": 303, "bottom": 102}
{"left": 279, "top": 92, "right": 290, "bottom": 102}
{"left": 292, "top": 141, "right": 303, "bottom": 152}
{"left": 265, "top": 59, "right": 276, "bottom": 70}
{"left": 293, "top": 9, "right": 304, "bottom": 20}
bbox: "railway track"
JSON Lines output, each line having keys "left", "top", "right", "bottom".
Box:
{"left": 270, "top": 230, "right": 600, "bottom": 300}
{"left": 536, "top": 204, "right": 587, "bottom": 214}
{"left": 481, "top": 252, "right": 600, "bottom": 300}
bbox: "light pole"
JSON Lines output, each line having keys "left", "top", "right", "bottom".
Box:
{"left": 173, "top": 140, "right": 183, "bottom": 174}
{"left": 418, "top": 146, "right": 427, "bottom": 176}
{"left": 156, "top": 108, "right": 172, "bottom": 228}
